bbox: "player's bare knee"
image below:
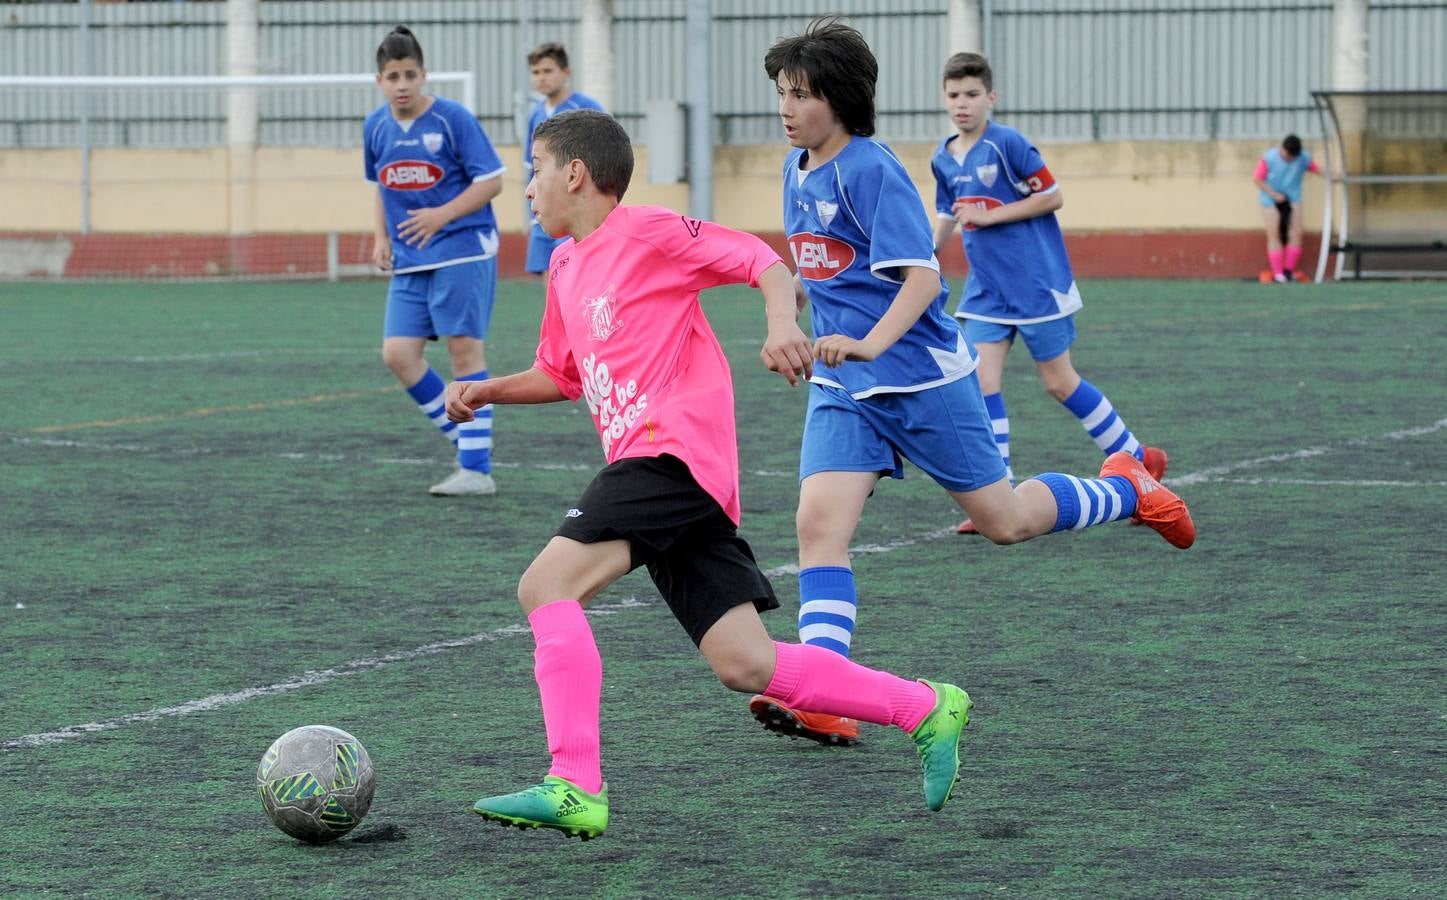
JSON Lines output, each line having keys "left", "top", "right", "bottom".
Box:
{"left": 972, "top": 517, "right": 1031, "bottom": 545}
{"left": 708, "top": 651, "right": 771, "bottom": 694}
{"left": 1042, "top": 378, "right": 1074, "bottom": 402}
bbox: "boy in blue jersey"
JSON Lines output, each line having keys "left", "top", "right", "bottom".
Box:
{"left": 930, "top": 52, "right": 1170, "bottom": 535}
{"left": 1253, "top": 134, "right": 1321, "bottom": 283}
{"left": 523, "top": 42, "right": 605, "bottom": 275}
{"left": 366, "top": 26, "right": 506, "bottom": 496}
{"left": 749, "top": 20, "right": 1195, "bottom": 746}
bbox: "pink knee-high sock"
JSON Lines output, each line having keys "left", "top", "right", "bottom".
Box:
{"left": 528, "top": 599, "right": 603, "bottom": 794}
{"left": 1284, "top": 245, "right": 1303, "bottom": 273}
{"left": 1268, "top": 248, "right": 1285, "bottom": 276}
{"left": 765, "top": 641, "right": 938, "bottom": 732}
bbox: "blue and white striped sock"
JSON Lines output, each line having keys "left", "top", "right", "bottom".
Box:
{"left": 983, "top": 391, "right": 1014, "bottom": 484}
{"left": 1062, "top": 379, "right": 1143, "bottom": 461}
{"left": 797, "top": 566, "right": 857, "bottom": 658}
{"left": 455, "top": 369, "right": 492, "bottom": 474}
{"left": 405, "top": 367, "right": 458, "bottom": 447}
{"left": 1031, "top": 472, "right": 1139, "bottom": 532}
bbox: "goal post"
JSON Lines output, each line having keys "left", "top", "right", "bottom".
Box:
{"left": 0, "top": 71, "right": 476, "bottom": 280}
{"left": 1311, "top": 90, "right": 1447, "bottom": 281}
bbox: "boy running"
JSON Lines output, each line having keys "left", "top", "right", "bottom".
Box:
{"left": 930, "top": 52, "right": 1168, "bottom": 535}
{"left": 446, "top": 109, "right": 971, "bottom": 840}
{"left": 750, "top": 21, "right": 1194, "bottom": 746}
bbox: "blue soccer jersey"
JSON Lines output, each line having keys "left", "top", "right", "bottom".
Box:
{"left": 524, "top": 92, "right": 605, "bottom": 184}
{"left": 364, "top": 96, "right": 506, "bottom": 274}
{"left": 932, "top": 121, "right": 1082, "bottom": 325}
{"left": 1257, "top": 146, "right": 1315, "bottom": 206}
{"left": 784, "top": 136, "right": 975, "bottom": 399}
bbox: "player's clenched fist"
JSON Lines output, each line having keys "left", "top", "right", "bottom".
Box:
{"left": 445, "top": 379, "right": 491, "bottom": 423}
{"left": 760, "top": 323, "right": 814, "bottom": 386}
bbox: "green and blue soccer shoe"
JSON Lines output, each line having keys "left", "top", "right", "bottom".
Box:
{"left": 472, "top": 775, "right": 608, "bottom": 840}
{"left": 910, "top": 680, "right": 972, "bottom": 812}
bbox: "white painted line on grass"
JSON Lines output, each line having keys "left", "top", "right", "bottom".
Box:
{"left": 1, "top": 597, "right": 650, "bottom": 752}
{"left": 1168, "top": 417, "right": 1447, "bottom": 487}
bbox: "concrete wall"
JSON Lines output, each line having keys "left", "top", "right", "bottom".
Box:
{"left": 0, "top": 138, "right": 1323, "bottom": 236}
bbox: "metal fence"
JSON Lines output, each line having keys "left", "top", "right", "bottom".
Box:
{"left": 1, "top": 0, "right": 1444, "bottom": 149}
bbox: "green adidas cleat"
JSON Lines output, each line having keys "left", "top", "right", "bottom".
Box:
{"left": 910, "top": 680, "right": 972, "bottom": 812}
{"left": 472, "top": 775, "right": 609, "bottom": 840}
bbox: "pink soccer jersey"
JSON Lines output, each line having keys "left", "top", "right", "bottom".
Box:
{"left": 534, "top": 205, "right": 784, "bottom": 524}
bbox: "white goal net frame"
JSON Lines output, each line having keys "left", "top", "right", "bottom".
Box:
{"left": 0, "top": 71, "right": 476, "bottom": 280}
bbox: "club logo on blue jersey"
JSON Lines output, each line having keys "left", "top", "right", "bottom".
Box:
{"left": 787, "top": 233, "right": 855, "bottom": 281}
{"left": 815, "top": 199, "right": 838, "bottom": 229}
{"left": 422, "top": 132, "right": 443, "bottom": 154}
{"left": 379, "top": 160, "right": 443, "bottom": 190}
{"left": 975, "top": 164, "right": 998, "bottom": 188}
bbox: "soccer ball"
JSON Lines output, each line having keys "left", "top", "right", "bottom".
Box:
{"left": 256, "top": 725, "right": 375, "bottom": 843}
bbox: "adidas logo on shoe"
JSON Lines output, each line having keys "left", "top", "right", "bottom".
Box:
{"left": 556, "top": 793, "right": 588, "bottom": 817}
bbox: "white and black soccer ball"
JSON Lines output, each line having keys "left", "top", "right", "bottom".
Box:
{"left": 256, "top": 725, "right": 375, "bottom": 843}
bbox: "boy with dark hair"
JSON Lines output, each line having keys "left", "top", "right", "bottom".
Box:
{"left": 366, "top": 25, "right": 506, "bottom": 496}
{"left": 523, "top": 42, "right": 604, "bottom": 275}
{"left": 930, "top": 51, "right": 1170, "bottom": 534}
{"left": 1253, "top": 132, "right": 1321, "bottom": 283}
{"left": 447, "top": 108, "right": 971, "bottom": 840}
{"left": 750, "top": 21, "right": 1194, "bottom": 746}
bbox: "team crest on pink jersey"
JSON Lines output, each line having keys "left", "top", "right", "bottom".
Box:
{"left": 787, "top": 233, "right": 855, "bottom": 281}
{"left": 380, "top": 160, "right": 443, "bottom": 190}
{"left": 975, "top": 163, "right": 998, "bottom": 188}
{"left": 583, "top": 284, "right": 624, "bottom": 341}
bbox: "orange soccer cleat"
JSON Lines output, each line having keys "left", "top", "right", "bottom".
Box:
{"left": 1100, "top": 451, "right": 1196, "bottom": 549}
{"left": 748, "top": 695, "right": 860, "bottom": 746}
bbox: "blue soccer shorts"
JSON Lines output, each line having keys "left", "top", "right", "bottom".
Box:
{"left": 799, "top": 375, "right": 1008, "bottom": 494}
{"left": 383, "top": 257, "right": 497, "bottom": 340}
{"left": 525, "top": 222, "right": 568, "bottom": 275}
{"left": 963, "top": 315, "right": 1076, "bottom": 362}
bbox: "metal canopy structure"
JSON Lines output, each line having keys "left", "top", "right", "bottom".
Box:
{"left": 1311, "top": 90, "right": 1447, "bottom": 281}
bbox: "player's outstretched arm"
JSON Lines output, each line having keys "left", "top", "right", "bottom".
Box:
{"left": 758, "top": 261, "right": 813, "bottom": 387}
{"left": 932, "top": 215, "right": 957, "bottom": 254}
{"left": 814, "top": 266, "right": 940, "bottom": 368}
{"left": 445, "top": 367, "right": 566, "bottom": 422}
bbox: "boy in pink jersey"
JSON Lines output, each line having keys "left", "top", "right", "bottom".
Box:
{"left": 445, "top": 109, "right": 971, "bottom": 839}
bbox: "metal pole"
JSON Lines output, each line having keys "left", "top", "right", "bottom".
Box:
{"left": 686, "top": 0, "right": 713, "bottom": 220}
{"left": 79, "top": 0, "right": 92, "bottom": 234}
{"left": 517, "top": 0, "right": 532, "bottom": 224}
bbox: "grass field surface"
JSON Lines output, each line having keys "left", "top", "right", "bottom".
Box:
{"left": 2, "top": 277, "right": 1444, "bottom": 897}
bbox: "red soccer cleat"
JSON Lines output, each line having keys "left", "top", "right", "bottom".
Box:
{"left": 1100, "top": 451, "right": 1196, "bottom": 549}
{"left": 1140, "top": 445, "right": 1169, "bottom": 482}
{"left": 748, "top": 695, "right": 860, "bottom": 746}
{"left": 956, "top": 518, "right": 979, "bottom": 535}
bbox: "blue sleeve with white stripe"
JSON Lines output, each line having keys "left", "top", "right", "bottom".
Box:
{"left": 843, "top": 148, "right": 937, "bottom": 281}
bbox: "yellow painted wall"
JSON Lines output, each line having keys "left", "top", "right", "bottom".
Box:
{"left": 0, "top": 139, "right": 1327, "bottom": 234}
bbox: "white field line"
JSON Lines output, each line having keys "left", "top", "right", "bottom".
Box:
{"left": 1, "top": 598, "right": 649, "bottom": 752}
{"left": 3, "top": 435, "right": 797, "bottom": 479}
{"left": 0, "top": 347, "right": 376, "bottom": 368}
{"left": 1166, "top": 418, "right": 1447, "bottom": 487}
{"left": 5, "top": 417, "right": 1443, "bottom": 752}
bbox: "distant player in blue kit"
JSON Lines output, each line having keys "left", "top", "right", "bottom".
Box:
{"left": 522, "top": 42, "right": 604, "bottom": 275}
{"left": 366, "top": 25, "right": 505, "bottom": 496}
{"left": 929, "top": 52, "right": 1169, "bottom": 535}
{"left": 748, "top": 20, "right": 1195, "bottom": 746}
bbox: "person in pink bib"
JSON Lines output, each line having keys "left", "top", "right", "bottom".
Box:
{"left": 445, "top": 109, "right": 971, "bottom": 840}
